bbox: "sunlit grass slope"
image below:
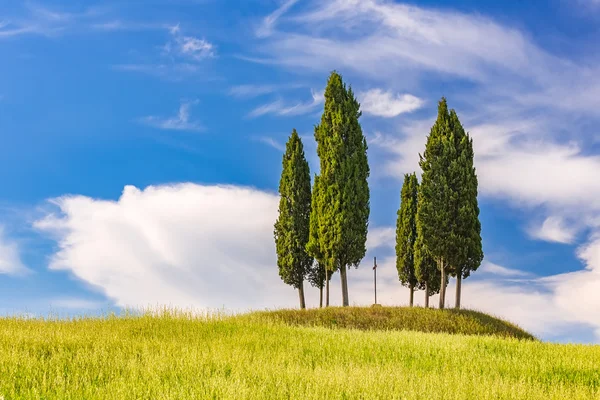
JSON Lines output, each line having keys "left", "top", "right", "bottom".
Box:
{"left": 0, "top": 308, "right": 598, "bottom": 399}
{"left": 248, "top": 306, "right": 535, "bottom": 340}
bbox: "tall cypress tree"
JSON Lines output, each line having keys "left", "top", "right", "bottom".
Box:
{"left": 311, "top": 71, "right": 370, "bottom": 307}
{"left": 417, "top": 98, "right": 456, "bottom": 309}
{"left": 417, "top": 98, "right": 483, "bottom": 309}
{"left": 396, "top": 172, "right": 420, "bottom": 307}
{"left": 448, "top": 110, "right": 483, "bottom": 309}
{"left": 274, "top": 129, "right": 313, "bottom": 309}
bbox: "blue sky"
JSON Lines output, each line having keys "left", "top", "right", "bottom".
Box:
{"left": 1, "top": 0, "right": 600, "bottom": 343}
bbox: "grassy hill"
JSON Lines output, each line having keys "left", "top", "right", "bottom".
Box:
{"left": 0, "top": 307, "right": 598, "bottom": 399}
{"left": 247, "top": 306, "right": 535, "bottom": 340}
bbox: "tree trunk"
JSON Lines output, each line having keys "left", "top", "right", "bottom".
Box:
{"left": 438, "top": 258, "right": 446, "bottom": 309}
{"left": 319, "top": 286, "right": 323, "bottom": 308}
{"left": 340, "top": 264, "right": 349, "bottom": 307}
{"left": 424, "top": 281, "right": 429, "bottom": 308}
{"left": 325, "top": 270, "right": 330, "bottom": 307}
{"left": 455, "top": 273, "right": 462, "bottom": 310}
{"left": 298, "top": 281, "right": 306, "bottom": 309}
{"left": 409, "top": 283, "right": 414, "bottom": 307}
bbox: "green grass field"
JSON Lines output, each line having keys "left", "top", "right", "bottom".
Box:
{"left": 0, "top": 307, "right": 598, "bottom": 399}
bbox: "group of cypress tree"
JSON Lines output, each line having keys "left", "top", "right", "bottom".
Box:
{"left": 395, "top": 98, "right": 483, "bottom": 309}
{"left": 274, "top": 73, "right": 482, "bottom": 310}
{"left": 274, "top": 71, "right": 370, "bottom": 308}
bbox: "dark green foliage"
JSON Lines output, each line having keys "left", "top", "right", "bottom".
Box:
{"left": 414, "top": 223, "right": 444, "bottom": 296}
{"left": 310, "top": 71, "right": 370, "bottom": 306}
{"left": 306, "top": 175, "right": 327, "bottom": 273}
{"left": 274, "top": 130, "right": 313, "bottom": 294}
{"left": 417, "top": 98, "right": 455, "bottom": 266}
{"left": 448, "top": 110, "right": 483, "bottom": 280}
{"left": 307, "top": 261, "right": 329, "bottom": 290}
{"left": 250, "top": 307, "right": 535, "bottom": 340}
{"left": 417, "top": 98, "right": 483, "bottom": 308}
{"left": 396, "top": 173, "right": 422, "bottom": 296}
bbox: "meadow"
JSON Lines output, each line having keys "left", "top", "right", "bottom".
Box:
{"left": 0, "top": 307, "right": 598, "bottom": 399}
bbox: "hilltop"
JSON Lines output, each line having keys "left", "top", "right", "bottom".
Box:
{"left": 247, "top": 306, "right": 535, "bottom": 340}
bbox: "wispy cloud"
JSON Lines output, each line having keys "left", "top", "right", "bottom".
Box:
{"left": 359, "top": 89, "right": 424, "bottom": 118}
{"left": 0, "top": 3, "right": 106, "bottom": 39}
{"left": 248, "top": 89, "right": 323, "bottom": 117}
{"left": 255, "top": 136, "right": 285, "bottom": 151}
{"left": 90, "top": 20, "right": 167, "bottom": 32}
{"left": 256, "top": 0, "right": 300, "bottom": 38}
{"left": 229, "top": 84, "right": 279, "bottom": 98}
{"left": 164, "top": 24, "right": 215, "bottom": 60}
{"left": 478, "top": 261, "right": 531, "bottom": 277}
{"left": 115, "top": 24, "right": 215, "bottom": 79}
{"left": 0, "top": 226, "right": 30, "bottom": 277}
{"left": 139, "top": 101, "right": 203, "bottom": 132}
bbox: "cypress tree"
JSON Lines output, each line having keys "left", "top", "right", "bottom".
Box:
{"left": 448, "top": 111, "right": 483, "bottom": 309}
{"left": 417, "top": 98, "right": 483, "bottom": 309}
{"left": 311, "top": 71, "right": 370, "bottom": 307}
{"left": 274, "top": 129, "right": 313, "bottom": 309}
{"left": 417, "top": 98, "right": 456, "bottom": 309}
{"left": 395, "top": 172, "right": 420, "bottom": 307}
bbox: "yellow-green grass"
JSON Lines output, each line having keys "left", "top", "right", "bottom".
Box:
{"left": 0, "top": 308, "right": 598, "bottom": 399}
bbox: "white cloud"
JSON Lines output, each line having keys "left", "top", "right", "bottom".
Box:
{"left": 252, "top": 0, "right": 554, "bottom": 83}
{"left": 140, "top": 101, "right": 203, "bottom": 132}
{"left": 255, "top": 136, "right": 285, "bottom": 151}
{"left": 0, "top": 4, "right": 105, "bottom": 39}
{"left": 528, "top": 216, "right": 577, "bottom": 244}
{"left": 115, "top": 25, "right": 214, "bottom": 80}
{"left": 163, "top": 24, "right": 215, "bottom": 60}
{"left": 359, "top": 89, "right": 423, "bottom": 117}
{"left": 34, "top": 184, "right": 296, "bottom": 311}
{"left": 0, "top": 226, "right": 30, "bottom": 276}
{"left": 228, "top": 84, "right": 305, "bottom": 98}
{"left": 478, "top": 261, "right": 531, "bottom": 277}
{"left": 229, "top": 84, "right": 281, "bottom": 98}
{"left": 366, "top": 226, "right": 395, "bottom": 250}
{"left": 248, "top": 89, "right": 324, "bottom": 117}
{"left": 256, "top": 0, "right": 300, "bottom": 38}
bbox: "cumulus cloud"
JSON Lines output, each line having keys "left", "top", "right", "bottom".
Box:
{"left": 34, "top": 184, "right": 296, "bottom": 311}
{"left": 359, "top": 89, "right": 423, "bottom": 117}
{"left": 0, "top": 226, "right": 30, "bottom": 276}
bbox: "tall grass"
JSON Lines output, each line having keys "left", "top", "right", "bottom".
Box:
{"left": 0, "top": 308, "right": 598, "bottom": 399}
